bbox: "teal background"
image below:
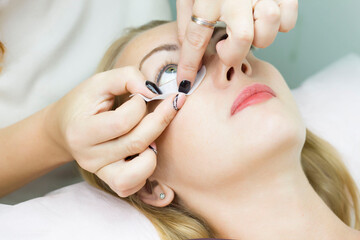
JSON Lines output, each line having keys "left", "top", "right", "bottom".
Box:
{"left": 168, "top": 0, "right": 360, "bottom": 89}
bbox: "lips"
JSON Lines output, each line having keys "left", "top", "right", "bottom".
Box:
{"left": 231, "top": 83, "right": 276, "bottom": 116}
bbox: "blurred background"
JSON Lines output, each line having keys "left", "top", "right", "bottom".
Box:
{"left": 1, "top": 0, "right": 359, "bottom": 204}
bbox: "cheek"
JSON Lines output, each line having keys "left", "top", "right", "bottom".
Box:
{"left": 153, "top": 62, "right": 306, "bottom": 192}
{"left": 154, "top": 93, "right": 222, "bottom": 188}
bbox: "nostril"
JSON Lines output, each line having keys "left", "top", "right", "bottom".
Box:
{"left": 219, "top": 33, "right": 228, "bottom": 42}
{"left": 241, "top": 63, "right": 247, "bottom": 74}
{"left": 226, "top": 67, "right": 234, "bottom": 81}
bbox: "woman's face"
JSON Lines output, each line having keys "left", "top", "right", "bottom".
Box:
{"left": 115, "top": 22, "right": 306, "bottom": 205}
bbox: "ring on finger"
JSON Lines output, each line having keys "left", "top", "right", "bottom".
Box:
{"left": 191, "top": 15, "right": 217, "bottom": 29}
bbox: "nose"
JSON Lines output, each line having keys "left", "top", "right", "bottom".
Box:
{"left": 203, "top": 53, "right": 253, "bottom": 88}
{"left": 225, "top": 57, "right": 252, "bottom": 81}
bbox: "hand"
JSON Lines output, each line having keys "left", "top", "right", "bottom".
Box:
{"left": 176, "top": 0, "right": 298, "bottom": 91}
{"left": 47, "top": 66, "right": 186, "bottom": 197}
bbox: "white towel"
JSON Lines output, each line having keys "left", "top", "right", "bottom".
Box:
{"left": 0, "top": 182, "right": 161, "bottom": 240}
{"left": 0, "top": 0, "right": 172, "bottom": 204}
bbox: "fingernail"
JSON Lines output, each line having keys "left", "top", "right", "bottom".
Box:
{"left": 145, "top": 80, "right": 162, "bottom": 94}
{"left": 172, "top": 93, "right": 186, "bottom": 111}
{"left": 148, "top": 142, "right": 157, "bottom": 154}
{"left": 178, "top": 80, "right": 191, "bottom": 94}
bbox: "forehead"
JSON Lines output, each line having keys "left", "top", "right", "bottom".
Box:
{"left": 115, "top": 21, "right": 178, "bottom": 68}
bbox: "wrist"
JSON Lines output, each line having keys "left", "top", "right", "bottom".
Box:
{"left": 42, "top": 102, "right": 73, "bottom": 164}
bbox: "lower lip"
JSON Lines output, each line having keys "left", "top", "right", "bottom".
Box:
{"left": 232, "top": 92, "right": 275, "bottom": 115}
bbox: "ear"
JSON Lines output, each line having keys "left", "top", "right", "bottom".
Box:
{"left": 136, "top": 179, "right": 175, "bottom": 207}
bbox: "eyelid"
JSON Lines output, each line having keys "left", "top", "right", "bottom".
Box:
{"left": 155, "top": 61, "right": 176, "bottom": 84}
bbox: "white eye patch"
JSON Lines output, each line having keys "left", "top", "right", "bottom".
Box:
{"left": 130, "top": 65, "right": 206, "bottom": 102}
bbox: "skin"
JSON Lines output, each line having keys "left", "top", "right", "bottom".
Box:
{"left": 115, "top": 22, "right": 360, "bottom": 239}
{"left": 176, "top": 0, "right": 298, "bottom": 88}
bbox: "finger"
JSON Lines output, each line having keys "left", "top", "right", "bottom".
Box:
{"left": 252, "top": 0, "right": 281, "bottom": 48}
{"left": 90, "top": 66, "right": 157, "bottom": 99}
{"left": 177, "top": 0, "right": 194, "bottom": 44}
{"left": 216, "top": 0, "right": 254, "bottom": 66}
{"left": 176, "top": 0, "right": 220, "bottom": 87}
{"left": 80, "top": 94, "right": 148, "bottom": 145}
{"left": 94, "top": 93, "right": 186, "bottom": 165}
{"left": 95, "top": 147, "right": 157, "bottom": 198}
{"left": 275, "top": 0, "right": 298, "bottom": 32}
{"left": 117, "top": 179, "right": 147, "bottom": 198}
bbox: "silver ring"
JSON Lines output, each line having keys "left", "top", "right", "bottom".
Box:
{"left": 191, "top": 15, "right": 217, "bottom": 29}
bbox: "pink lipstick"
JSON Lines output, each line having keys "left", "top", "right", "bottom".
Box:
{"left": 231, "top": 83, "right": 276, "bottom": 116}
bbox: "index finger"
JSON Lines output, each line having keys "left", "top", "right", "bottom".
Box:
{"left": 177, "top": 0, "right": 194, "bottom": 44}
{"left": 90, "top": 93, "right": 186, "bottom": 168}
{"left": 176, "top": 0, "right": 220, "bottom": 89}
{"left": 90, "top": 66, "right": 157, "bottom": 99}
{"left": 216, "top": 0, "right": 254, "bottom": 66}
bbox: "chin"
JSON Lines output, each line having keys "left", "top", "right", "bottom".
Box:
{"left": 233, "top": 99, "right": 306, "bottom": 162}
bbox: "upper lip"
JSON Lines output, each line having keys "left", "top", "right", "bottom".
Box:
{"left": 231, "top": 83, "right": 276, "bottom": 115}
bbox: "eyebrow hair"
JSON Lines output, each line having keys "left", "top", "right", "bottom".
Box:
{"left": 139, "top": 44, "right": 179, "bottom": 71}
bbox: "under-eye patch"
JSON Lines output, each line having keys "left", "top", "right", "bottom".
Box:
{"left": 130, "top": 65, "right": 206, "bottom": 102}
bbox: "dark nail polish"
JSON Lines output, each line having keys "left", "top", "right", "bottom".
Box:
{"left": 145, "top": 81, "right": 162, "bottom": 94}
{"left": 173, "top": 94, "right": 179, "bottom": 111}
{"left": 178, "top": 80, "right": 191, "bottom": 94}
{"left": 148, "top": 145, "right": 157, "bottom": 154}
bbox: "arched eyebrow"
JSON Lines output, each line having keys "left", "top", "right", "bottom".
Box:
{"left": 139, "top": 44, "right": 179, "bottom": 71}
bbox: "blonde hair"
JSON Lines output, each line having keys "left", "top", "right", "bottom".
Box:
{"left": 78, "top": 20, "right": 360, "bottom": 239}
{"left": 0, "top": 41, "right": 4, "bottom": 73}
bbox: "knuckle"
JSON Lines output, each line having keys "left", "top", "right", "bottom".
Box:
{"left": 186, "top": 30, "right": 208, "bottom": 50}
{"left": 116, "top": 190, "right": 131, "bottom": 198}
{"left": 127, "top": 137, "right": 146, "bottom": 154}
{"left": 262, "top": 5, "right": 281, "bottom": 20}
{"left": 123, "top": 65, "right": 139, "bottom": 76}
{"left": 112, "top": 178, "right": 129, "bottom": 196}
{"left": 77, "top": 157, "right": 97, "bottom": 173}
{"left": 178, "top": 32, "right": 185, "bottom": 43}
{"left": 179, "top": 61, "right": 199, "bottom": 74}
{"left": 110, "top": 118, "right": 129, "bottom": 136}
{"left": 234, "top": 29, "right": 254, "bottom": 43}
{"left": 159, "top": 111, "right": 174, "bottom": 127}
{"left": 289, "top": 0, "right": 299, "bottom": 9}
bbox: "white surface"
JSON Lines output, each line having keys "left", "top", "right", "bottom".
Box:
{"left": 0, "top": 0, "right": 171, "bottom": 204}
{"left": 0, "top": 0, "right": 172, "bottom": 128}
{"left": 0, "top": 52, "right": 359, "bottom": 238}
{"left": 0, "top": 182, "right": 160, "bottom": 240}
{"left": 292, "top": 53, "right": 360, "bottom": 186}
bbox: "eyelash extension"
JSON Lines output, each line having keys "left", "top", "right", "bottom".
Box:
{"left": 155, "top": 60, "right": 176, "bottom": 84}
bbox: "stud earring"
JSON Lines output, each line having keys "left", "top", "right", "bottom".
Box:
{"left": 159, "top": 193, "right": 165, "bottom": 200}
